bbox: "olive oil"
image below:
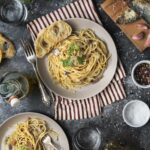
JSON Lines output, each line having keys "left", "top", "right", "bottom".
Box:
{"left": 0, "top": 72, "right": 29, "bottom": 107}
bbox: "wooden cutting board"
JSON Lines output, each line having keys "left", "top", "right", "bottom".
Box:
{"left": 101, "top": 0, "right": 149, "bottom": 52}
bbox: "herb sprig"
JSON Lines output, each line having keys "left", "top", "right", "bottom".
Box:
{"left": 61, "top": 57, "right": 73, "bottom": 67}
{"left": 61, "top": 43, "right": 85, "bottom": 67}
{"left": 77, "top": 56, "right": 85, "bottom": 64}
{"left": 19, "top": 147, "right": 28, "bottom": 150}
{"left": 67, "top": 43, "right": 80, "bottom": 56}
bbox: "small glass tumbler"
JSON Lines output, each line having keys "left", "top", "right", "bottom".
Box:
{"left": 0, "top": 72, "right": 29, "bottom": 107}
{"left": 73, "top": 127, "right": 102, "bottom": 150}
{"left": 0, "top": 0, "right": 28, "bottom": 24}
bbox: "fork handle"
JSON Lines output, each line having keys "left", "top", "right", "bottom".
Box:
{"left": 32, "top": 64, "right": 51, "bottom": 106}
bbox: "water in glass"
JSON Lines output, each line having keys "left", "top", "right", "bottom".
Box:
{"left": 73, "top": 127, "right": 102, "bottom": 150}
{"left": 0, "top": 0, "right": 28, "bottom": 24}
{"left": 0, "top": 72, "right": 29, "bottom": 107}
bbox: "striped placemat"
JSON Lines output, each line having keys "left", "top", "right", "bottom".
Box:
{"left": 27, "top": 0, "right": 126, "bottom": 120}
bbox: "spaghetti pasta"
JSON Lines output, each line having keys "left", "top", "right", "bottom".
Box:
{"left": 5, "top": 118, "right": 58, "bottom": 150}
{"left": 48, "top": 29, "right": 110, "bottom": 89}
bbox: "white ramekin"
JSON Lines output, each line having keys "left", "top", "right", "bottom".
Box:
{"left": 131, "top": 60, "right": 150, "bottom": 89}
{"left": 123, "top": 100, "right": 150, "bottom": 128}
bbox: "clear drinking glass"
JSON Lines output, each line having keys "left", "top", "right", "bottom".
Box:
{"left": 0, "top": 72, "right": 29, "bottom": 101}
{"left": 73, "top": 127, "right": 102, "bottom": 150}
{"left": 0, "top": 0, "right": 28, "bottom": 24}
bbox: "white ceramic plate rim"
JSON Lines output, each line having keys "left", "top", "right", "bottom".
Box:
{"left": 0, "top": 112, "right": 70, "bottom": 150}
{"left": 37, "top": 18, "right": 118, "bottom": 99}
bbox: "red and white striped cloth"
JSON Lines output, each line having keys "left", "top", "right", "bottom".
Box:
{"left": 27, "top": 0, "right": 126, "bottom": 120}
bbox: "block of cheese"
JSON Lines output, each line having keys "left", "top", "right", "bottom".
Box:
{"left": 101, "top": 0, "right": 150, "bottom": 52}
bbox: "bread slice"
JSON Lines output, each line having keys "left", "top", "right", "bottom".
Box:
{"left": 35, "top": 20, "right": 72, "bottom": 58}
{"left": 0, "top": 34, "right": 15, "bottom": 63}
{"left": 34, "top": 29, "right": 52, "bottom": 58}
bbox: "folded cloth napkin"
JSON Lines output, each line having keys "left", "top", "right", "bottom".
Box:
{"left": 27, "top": 0, "right": 126, "bottom": 120}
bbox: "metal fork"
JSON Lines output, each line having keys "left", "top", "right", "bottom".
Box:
{"left": 21, "top": 39, "right": 51, "bottom": 106}
{"left": 42, "top": 135, "right": 58, "bottom": 150}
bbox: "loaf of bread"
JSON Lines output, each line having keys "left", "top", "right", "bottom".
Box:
{"left": 0, "top": 33, "right": 15, "bottom": 63}
{"left": 34, "top": 20, "right": 72, "bottom": 58}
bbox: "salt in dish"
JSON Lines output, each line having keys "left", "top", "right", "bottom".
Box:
{"left": 123, "top": 100, "right": 150, "bottom": 128}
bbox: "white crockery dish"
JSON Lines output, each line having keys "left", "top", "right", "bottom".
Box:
{"left": 131, "top": 60, "right": 150, "bottom": 89}
{"left": 0, "top": 112, "right": 70, "bottom": 150}
{"left": 123, "top": 100, "right": 150, "bottom": 128}
{"left": 37, "top": 18, "right": 118, "bottom": 100}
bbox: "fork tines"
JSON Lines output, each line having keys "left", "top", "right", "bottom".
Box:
{"left": 21, "top": 39, "right": 35, "bottom": 57}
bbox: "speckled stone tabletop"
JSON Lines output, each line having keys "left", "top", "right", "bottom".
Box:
{"left": 0, "top": 0, "right": 150, "bottom": 150}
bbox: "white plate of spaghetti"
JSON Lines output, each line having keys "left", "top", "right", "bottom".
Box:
{"left": 0, "top": 112, "right": 69, "bottom": 150}
{"left": 37, "top": 18, "right": 118, "bottom": 99}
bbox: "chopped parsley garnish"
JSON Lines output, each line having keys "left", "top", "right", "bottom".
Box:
{"left": 67, "top": 43, "right": 80, "bottom": 56}
{"left": 19, "top": 147, "right": 28, "bottom": 150}
{"left": 61, "top": 57, "right": 73, "bottom": 67}
{"left": 61, "top": 43, "right": 85, "bottom": 67}
{"left": 77, "top": 56, "right": 85, "bottom": 64}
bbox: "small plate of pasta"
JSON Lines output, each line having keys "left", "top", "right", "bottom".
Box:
{"left": 36, "top": 18, "right": 118, "bottom": 99}
{"left": 0, "top": 112, "right": 69, "bottom": 150}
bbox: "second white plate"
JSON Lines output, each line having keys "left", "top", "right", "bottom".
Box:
{"left": 0, "top": 112, "right": 70, "bottom": 150}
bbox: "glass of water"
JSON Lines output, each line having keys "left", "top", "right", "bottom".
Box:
{"left": 0, "top": 0, "right": 29, "bottom": 25}
{"left": 73, "top": 127, "right": 102, "bottom": 150}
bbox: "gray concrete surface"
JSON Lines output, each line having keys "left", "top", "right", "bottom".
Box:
{"left": 0, "top": 0, "right": 150, "bottom": 149}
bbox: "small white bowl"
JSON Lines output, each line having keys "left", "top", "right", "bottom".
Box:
{"left": 131, "top": 60, "right": 150, "bottom": 89}
{"left": 123, "top": 100, "right": 150, "bottom": 128}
